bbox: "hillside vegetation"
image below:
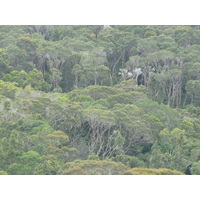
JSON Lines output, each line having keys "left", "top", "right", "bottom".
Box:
{"left": 1, "top": 25, "right": 200, "bottom": 175}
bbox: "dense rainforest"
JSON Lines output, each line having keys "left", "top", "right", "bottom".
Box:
{"left": 1, "top": 25, "right": 200, "bottom": 175}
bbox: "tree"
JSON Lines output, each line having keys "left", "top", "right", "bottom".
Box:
{"left": 0, "top": 131, "right": 24, "bottom": 170}
{"left": 2, "top": 25, "right": 200, "bottom": 175}
{"left": 0, "top": 80, "right": 18, "bottom": 99}
{"left": 0, "top": 171, "right": 7, "bottom": 175}
{"left": 123, "top": 167, "right": 184, "bottom": 175}
{"left": 186, "top": 80, "right": 200, "bottom": 106}
{"left": 149, "top": 128, "right": 190, "bottom": 171}
{"left": 83, "top": 106, "right": 115, "bottom": 157}
{"left": 3, "top": 70, "right": 28, "bottom": 88}
{"left": 147, "top": 50, "right": 174, "bottom": 70}
{"left": 174, "top": 26, "right": 200, "bottom": 48}
{"left": 7, "top": 150, "right": 42, "bottom": 175}
{"left": 58, "top": 160, "right": 127, "bottom": 175}
{"left": 25, "top": 69, "right": 50, "bottom": 92}
{"left": 4, "top": 45, "right": 28, "bottom": 70}
{"left": 47, "top": 130, "right": 69, "bottom": 148}
{"left": 125, "top": 55, "right": 143, "bottom": 73}
{"left": 149, "top": 69, "right": 182, "bottom": 107}
{"left": 16, "top": 34, "right": 38, "bottom": 53}
{"left": 35, "top": 155, "right": 61, "bottom": 175}
{"left": 110, "top": 154, "right": 145, "bottom": 168}
{"left": 137, "top": 36, "right": 159, "bottom": 57}
{"left": 71, "top": 47, "right": 109, "bottom": 87}
{"left": 50, "top": 68, "right": 62, "bottom": 90}
{"left": 0, "top": 48, "right": 11, "bottom": 76}
{"left": 45, "top": 130, "right": 78, "bottom": 163}
{"left": 83, "top": 85, "right": 119, "bottom": 100}
{"left": 112, "top": 104, "right": 153, "bottom": 155}
{"left": 190, "top": 160, "right": 200, "bottom": 175}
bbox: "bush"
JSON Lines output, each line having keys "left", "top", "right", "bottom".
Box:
{"left": 111, "top": 155, "right": 146, "bottom": 168}
{"left": 58, "top": 160, "right": 128, "bottom": 175}
{"left": 122, "top": 168, "right": 184, "bottom": 175}
{"left": 0, "top": 171, "right": 8, "bottom": 175}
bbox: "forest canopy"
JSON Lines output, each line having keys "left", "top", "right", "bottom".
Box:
{"left": 1, "top": 25, "right": 200, "bottom": 175}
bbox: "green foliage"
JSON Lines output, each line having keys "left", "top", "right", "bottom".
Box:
{"left": 52, "top": 87, "right": 62, "bottom": 93}
{"left": 0, "top": 131, "right": 24, "bottom": 170}
{"left": 91, "top": 99, "right": 110, "bottom": 109}
{"left": 185, "top": 105, "right": 200, "bottom": 117}
{"left": 191, "top": 160, "right": 200, "bottom": 175}
{"left": 83, "top": 85, "right": 119, "bottom": 100}
{"left": 1, "top": 25, "right": 200, "bottom": 175}
{"left": 47, "top": 130, "right": 69, "bottom": 147}
{"left": 7, "top": 150, "right": 42, "bottom": 175}
{"left": 35, "top": 155, "right": 61, "bottom": 175}
{"left": 0, "top": 80, "right": 18, "bottom": 99}
{"left": 149, "top": 127, "right": 192, "bottom": 172}
{"left": 0, "top": 171, "right": 7, "bottom": 175}
{"left": 123, "top": 168, "right": 184, "bottom": 175}
{"left": 25, "top": 69, "right": 50, "bottom": 91}
{"left": 58, "top": 95, "right": 70, "bottom": 102}
{"left": 3, "top": 70, "right": 28, "bottom": 88}
{"left": 111, "top": 155, "right": 146, "bottom": 168}
{"left": 87, "top": 154, "right": 100, "bottom": 160}
{"left": 0, "top": 48, "right": 11, "bottom": 75}
{"left": 59, "top": 160, "right": 128, "bottom": 175}
{"left": 3, "top": 100, "right": 11, "bottom": 111}
{"left": 186, "top": 80, "right": 200, "bottom": 106}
